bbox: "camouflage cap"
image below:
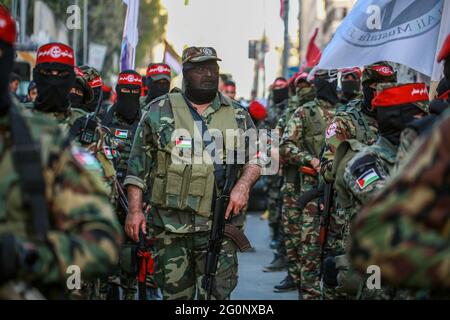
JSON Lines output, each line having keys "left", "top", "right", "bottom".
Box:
{"left": 373, "top": 82, "right": 429, "bottom": 113}
{"left": 74, "top": 66, "right": 93, "bottom": 103}
{"left": 181, "top": 47, "right": 222, "bottom": 64}
{"left": 79, "top": 65, "right": 104, "bottom": 88}
{"left": 362, "top": 61, "right": 397, "bottom": 85}
{"left": 314, "top": 69, "right": 338, "bottom": 81}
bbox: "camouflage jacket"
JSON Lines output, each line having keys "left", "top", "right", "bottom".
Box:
{"left": 124, "top": 92, "right": 257, "bottom": 233}
{"left": 280, "top": 98, "right": 336, "bottom": 167}
{"left": 25, "top": 102, "right": 88, "bottom": 137}
{"left": 276, "top": 87, "right": 316, "bottom": 136}
{"left": 322, "top": 100, "right": 378, "bottom": 182}
{"left": 0, "top": 102, "right": 122, "bottom": 297}
{"left": 102, "top": 105, "right": 141, "bottom": 184}
{"left": 343, "top": 136, "right": 397, "bottom": 207}
{"left": 350, "top": 111, "right": 450, "bottom": 290}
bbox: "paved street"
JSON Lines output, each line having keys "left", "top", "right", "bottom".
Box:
{"left": 232, "top": 213, "right": 297, "bottom": 300}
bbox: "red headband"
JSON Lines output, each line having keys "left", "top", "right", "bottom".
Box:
{"left": 146, "top": 64, "right": 171, "bottom": 77}
{"left": 37, "top": 43, "right": 75, "bottom": 66}
{"left": 372, "top": 83, "right": 429, "bottom": 108}
{"left": 118, "top": 73, "right": 143, "bottom": 86}
{"left": 273, "top": 79, "right": 288, "bottom": 89}
{"left": 0, "top": 6, "right": 16, "bottom": 45}
{"left": 89, "top": 76, "right": 103, "bottom": 88}
{"left": 371, "top": 65, "right": 394, "bottom": 77}
{"left": 74, "top": 66, "right": 84, "bottom": 77}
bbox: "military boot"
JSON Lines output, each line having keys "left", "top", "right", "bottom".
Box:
{"left": 273, "top": 274, "right": 296, "bottom": 293}
{"left": 262, "top": 253, "right": 287, "bottom": 272}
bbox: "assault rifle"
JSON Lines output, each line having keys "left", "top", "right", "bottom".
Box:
{"left": 202, "top": 163, "right": 251, "bottom": 300}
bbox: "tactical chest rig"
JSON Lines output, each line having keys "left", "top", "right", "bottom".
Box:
{"left": 149, "top": 93, "right": 239, "bottom": 218}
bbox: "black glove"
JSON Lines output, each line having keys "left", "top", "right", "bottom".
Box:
{"left": 323, "top": 255, "right": 339, "bottom": 287}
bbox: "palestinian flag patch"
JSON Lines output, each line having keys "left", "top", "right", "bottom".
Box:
{"left": 103, "top": 146, "right": 113, "bottom": 160}
{"left": 115, "top": 129, "right": 128, "bottom": 139}
{"left": 72, "top": 147, "right": 102, "bottom": 172}
{"left": 176, "top": 137, "right": 192, "bottom": 149}
{"left": 357, "top": 168, "right": 380, "bottom": 190}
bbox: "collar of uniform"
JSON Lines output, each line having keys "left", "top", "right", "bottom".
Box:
{"left": 201, "top": 92, "right": 230, "bottom": 119}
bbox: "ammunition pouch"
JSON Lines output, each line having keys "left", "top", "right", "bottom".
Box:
{"left": 224, "top": 224, "right": 252, "bottom": 252}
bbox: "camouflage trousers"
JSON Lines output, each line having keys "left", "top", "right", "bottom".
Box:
{"left": 153, "top": 227, "right": 238, "bottom": 300}
{"left": 322, "top": 207, "right": 352, "bottom": 300}
{"left": 268, "top": 179, "right": 284, "bottom": 230}
{"left": 268, "top": 176, "right": 286, "bottom": 255}
{"left": 281, "top": 183, "right": 301, "bottom": 287}
{"left": 299, "top": 175, "right": 322, "bottom": 300}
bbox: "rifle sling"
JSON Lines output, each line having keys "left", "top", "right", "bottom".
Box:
{"left": 182, "top": 94, "right": 226, "bottom": 191}
{"left": 9, "top": 104, "right": 49, "bottom": 241}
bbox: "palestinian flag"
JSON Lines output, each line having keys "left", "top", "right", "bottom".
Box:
{"left": 357, "top": 169, "right": 380, "bottom": 190}
{"left": 176, "top": 137, "right": 192, "bottom": 149}
{"left": 103, "top": 147, "right": 113, "bottom": 160}
{"left": 115, "top": 129, "right": 128, "bottom": 139}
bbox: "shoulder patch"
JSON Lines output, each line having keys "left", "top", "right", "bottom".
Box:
{"left": 72, "top": 146, "right": 102, "bottom": 172}
{"left": 326, "top": 122, "right": 338, "bottom": 139}
{"left": 356, "top": 168, "right": 380, "bottom": 189}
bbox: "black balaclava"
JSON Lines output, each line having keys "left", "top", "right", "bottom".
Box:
{"left": 377, "top": 104, "right": 422, "bottom": 146}
{"left": 444, "top": 59, "right": 450, "bottom": 80}
{"left": 273, "top": 87, "right": 289, "bottom": 104}
{"left": 341, "top": 80, "right": 361, "bottom": 101}
{"left": 34, "top": 63, "right": 76, "bottom": 113}
{"left": 69, "top": 82, "right": 85, "bottom": 108}
{"left": 183, "top": 60, "right": 219, "bottom": 104}
{"left": 145, "top": 78, "right": 170, "bottom": 104}
{"left": 115, "top": 70, "right": 141, "bottom": 123}
{"left": 314, "top": 73, "right": 339, "bottom": 105}
{"left": 0, "top": 40, "right": 14, "bottom": 114}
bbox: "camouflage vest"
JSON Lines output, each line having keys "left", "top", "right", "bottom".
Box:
{"left": 148, "top": 93, "right": 239, "bottom": 218}
{"left": 301, "top": 99, "right": 330, "bottom": 158}
{"left": 332, "top": 139, "right": 365, "bottom": 209}
{"left": 338, "top": 100, "right": 378, "bottom": 146}
{"left": 103, "top": 106, "right": 140, "bottom": 182}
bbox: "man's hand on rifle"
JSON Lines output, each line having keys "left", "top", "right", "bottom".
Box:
{"left": 126, "top": 185, "right": 147, "bottom": 242}
{"left": 310, "top": 158, "right": 321, "bottom": 173}
{"left": 125, "top": 210, "right": 146, "bottom": 242}
{"left": 225, "top": 182, "right": 249, "bottom": 219}
{"left": 225, "top": 164, "right": 261, "bottom": 220}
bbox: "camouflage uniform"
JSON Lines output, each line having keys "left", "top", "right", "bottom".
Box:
{"left": 274, "top": 87, "right": 315, "bottom": 286}
{"left": 280, "top": 97, "right": 336, "bottom": 299}
{"left": 0, "top": 99, "right": 122, "bottom": 299}
{"left": 265, "top": 99, "right": 287, "bottom": 247}
{"left": 320, "top": 63, "right": 397, "bottom": 300}
{"left": 342, "top": 83, "right": 429, "bottom": 299}
{"left": 102, "top": 102, "right": 142, "bottom": 300}
{"left": 125, "top": 80, "right": 257, "bottom": 300}
{"left": 350, "top": 110, "right": 450, "bottom": 295}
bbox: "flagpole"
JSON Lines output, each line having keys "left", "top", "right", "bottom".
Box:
{"left": 282, "top": 0, "right": 290, "bottom": 78}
